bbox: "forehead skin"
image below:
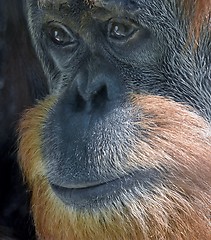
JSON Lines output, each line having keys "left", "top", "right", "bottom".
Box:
{"left": 38, "top": 0, "right": 92, "bottom": 7}
{"left": 38, "top": 0, "right": 95, "bottom": 19}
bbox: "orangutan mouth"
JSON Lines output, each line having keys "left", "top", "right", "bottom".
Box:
{"left": 50, "top": 167, "right": 164, "bottom": 210}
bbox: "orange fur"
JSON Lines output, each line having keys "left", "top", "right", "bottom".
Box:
{"left": 182, "top": 0, "right": 211, "bottom": 41}
{"left": 18, "top": 97, "right": 57, "bottom": 184}
{"left": 183, "top": 0, "right": 211, "bottom": 25}
{"left": 18, "top": 95, "right": 211, "bottom": 240}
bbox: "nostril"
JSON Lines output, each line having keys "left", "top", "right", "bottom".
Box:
{"left": 91, "top": 85, "right": 108, "bottom": 109}
{"left": 75, "top": 90, "right": 86, "bottom": 112}
{"left": 70, "top": 71, "right": 111, "bottom": 113}
{"left": 72, "top": 84, "right": 108, "bottom": 113}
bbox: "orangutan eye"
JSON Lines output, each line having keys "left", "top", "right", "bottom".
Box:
{"left": 47, "top": 22, "right": 77, "bottom": 47}
{"left": 108, "top": 19, "right": 138, "bottom": 41}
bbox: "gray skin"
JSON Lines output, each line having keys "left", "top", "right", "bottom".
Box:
{"left": 24, "top": 0, "right": 211, "bottom": 209}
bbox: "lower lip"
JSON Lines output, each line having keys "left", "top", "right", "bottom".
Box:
{"left": 50, "top": 167, "right": 163, "bottom": 210}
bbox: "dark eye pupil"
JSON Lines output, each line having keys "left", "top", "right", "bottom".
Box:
{"left": 53, "top": 29, "right": 64, "bottom": 42}
{"left": 50, "top": 28, "right": 67, "bottom": 44}
{"left": 109, "top": 22, "right": 134, "bottom": 39}
{"left": 112, "top": 24, "right": 127, "bottom": 37}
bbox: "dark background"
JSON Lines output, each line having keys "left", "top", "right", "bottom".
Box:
{"left": 0, "top": 0, "right": 48, "bottom": 238}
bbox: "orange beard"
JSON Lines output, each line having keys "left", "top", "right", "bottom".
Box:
{"left": 18, "top": 95, "right": 211, "bottom": 240}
